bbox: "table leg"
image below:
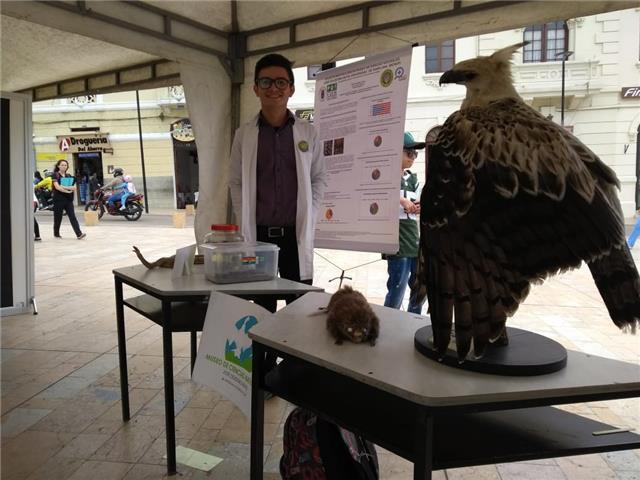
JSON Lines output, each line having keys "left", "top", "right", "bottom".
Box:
{"left": 162, "top": 300, "right": 177, "bottom": 475}
{"left": 414, "top": 413, "right": 434, "bottom": 480}
{"left": 190, "top": 331, "right": 197, "bottom": 375}
{"left": 115, "top": 277, "right": 130, "bottom": 421}
{"left": 250, "top": 342, "right": 265, "bottom": 480}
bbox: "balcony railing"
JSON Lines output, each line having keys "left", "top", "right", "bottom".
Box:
{"left": 421, "top": 60, "right": 601, "bottom": 100}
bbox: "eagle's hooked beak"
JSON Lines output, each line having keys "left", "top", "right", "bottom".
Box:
{"left": 439, "top": 70, "right": 476, "bottom": 85}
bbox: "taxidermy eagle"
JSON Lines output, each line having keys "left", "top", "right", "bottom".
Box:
{"left": 416, "top": 42, "right": 640, "bottom": 362}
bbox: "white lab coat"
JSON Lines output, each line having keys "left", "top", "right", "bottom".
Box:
{"left": 228, "top": 114, "right": 326, "bottom": 280}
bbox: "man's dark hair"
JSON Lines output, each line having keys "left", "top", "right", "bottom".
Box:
{"left": 254, "top": 53, "right": 294, "bottom": 84}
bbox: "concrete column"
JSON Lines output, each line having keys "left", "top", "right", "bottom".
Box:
{"left": 179, "top": 61, "right": 232, "bottom": 244}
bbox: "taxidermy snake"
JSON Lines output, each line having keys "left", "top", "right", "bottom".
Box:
{"left": 132, "top": 246, "right": 204, "bottom": 269}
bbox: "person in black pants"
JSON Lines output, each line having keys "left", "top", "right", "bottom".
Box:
{"left": 33, "top": 193, "right": 41, "bottom": 241}
{"left": 51, "top": 159, "right": 86, "bottom": 240}
{"left": 229, "top": 55, "right": 326, "bottom": 388}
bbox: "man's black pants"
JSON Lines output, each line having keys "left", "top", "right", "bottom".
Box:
{"left": 256, "top": 225, "right": 313, "bottom": 372}
{"left": 255, "top": 225, "right": 313, "bottom": 312}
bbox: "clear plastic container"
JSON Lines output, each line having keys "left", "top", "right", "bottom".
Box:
{"left": 203, "top": 224, "right": 243, "bottom": 244}
{"left": 201, "top": 241, "right": 279, "bottom": 284}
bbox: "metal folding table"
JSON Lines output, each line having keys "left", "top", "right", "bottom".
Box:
{"left": 113, "top": 264, "right": 322, "bottom": 475}
{"left": 249, "top": 292, "right": 640, "bottom": 480}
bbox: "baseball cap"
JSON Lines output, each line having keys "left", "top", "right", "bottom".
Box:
{"left": 403, "top": 132, "right": 426, "bottom": 150}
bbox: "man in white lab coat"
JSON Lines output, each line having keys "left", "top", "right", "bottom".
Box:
{"left": 229, "top": 53, "right": 326, "bottom": 312}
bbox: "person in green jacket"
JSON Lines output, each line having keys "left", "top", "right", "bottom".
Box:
{"left": 384, "top": 132, "right": 426, "bottom": 314}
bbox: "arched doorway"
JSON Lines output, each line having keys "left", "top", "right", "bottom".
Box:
{"left": 170, "top": 119, "right": 199, "bottom": 209}
{"left": 424, "top": 125, "right": 442, "bottom": 181}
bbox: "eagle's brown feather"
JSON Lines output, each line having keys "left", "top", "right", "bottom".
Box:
{"left": 417, "top": 43, "right": 639, "bottom": 361}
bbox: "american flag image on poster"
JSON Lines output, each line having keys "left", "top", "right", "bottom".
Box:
{"left": 371, "top": 102, "right": 391, "bottom": 116}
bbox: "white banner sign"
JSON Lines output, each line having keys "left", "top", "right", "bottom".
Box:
{"left": 192, "top": 292, "right": 271, "bottom": 418}
{"left": 313, "top": 46, "right": 413, "bottom": 253}
{"left": 56, "top": 133, "right": 112, "bottom": 153}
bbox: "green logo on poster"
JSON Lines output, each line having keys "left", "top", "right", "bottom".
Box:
{"left": 380, "top": 69, "right": 394, "bottom": 87}
{"left": 224, "top": 315, "right": 258, "bottom": 372}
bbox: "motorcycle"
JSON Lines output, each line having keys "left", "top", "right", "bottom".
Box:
{"left": 35, "top": 187, "right": 54, "bottom": 211}
{"left": 84, "top": 188, "right": 144, "bottom": 221}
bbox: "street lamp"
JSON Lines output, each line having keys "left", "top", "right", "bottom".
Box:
{"left": 556, "top": 50, "right": 574, "bottom": 127}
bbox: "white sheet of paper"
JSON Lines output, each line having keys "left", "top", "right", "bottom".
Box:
{"left": 172, "top": 243, "right": 196, "bottom": 278}
{"left": 313, "top": 46, "right": 413, "bottom": 254}
{"left": 176, "top": 446, "right": 223, "bottom": 471}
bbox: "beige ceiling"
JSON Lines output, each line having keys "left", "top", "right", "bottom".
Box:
{"left": 1, "top": 15, "right": 160, "bottom": 93}
{"left": 143, "top": 0, "right": 232, "bottom": 31}
{"left": 140, "top": 1, "right": 362, "bottom": 33}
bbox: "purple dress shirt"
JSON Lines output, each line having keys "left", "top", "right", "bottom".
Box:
{"left": 255, "top": 111, "right": 298, "bottom": 227}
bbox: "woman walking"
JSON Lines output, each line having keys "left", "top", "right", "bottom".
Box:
{"left": 52, "top": 159, "right": 86, "bottom": 239}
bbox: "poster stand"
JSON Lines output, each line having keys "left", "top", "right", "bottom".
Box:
{"left": 315, "top": 251, "right": 382, "bottom": 288}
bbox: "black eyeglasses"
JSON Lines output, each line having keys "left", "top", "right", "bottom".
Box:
{"left": 404, "top": 149, "right": 418, "bottom": 159}
{"left": 256, "top": 77, "right": 292, "bottom": 90}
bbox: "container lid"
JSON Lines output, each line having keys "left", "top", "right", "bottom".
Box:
{"left": 210, "top": 224, "right": 239, "bottom": 231}
{"left": 200, "top": 241, "right": 279, "bottom": 252}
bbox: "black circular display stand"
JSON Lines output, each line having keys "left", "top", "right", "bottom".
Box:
{"left": 414, "top": 326, "right": 567, "bottom": 376}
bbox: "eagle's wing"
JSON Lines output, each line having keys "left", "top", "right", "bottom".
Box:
{"left": 418, "top": 98, "right": 630, "bottom": 360}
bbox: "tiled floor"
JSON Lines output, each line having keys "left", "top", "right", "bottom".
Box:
{"left": 1, "top": 213, "right": 639, "bottom": 479}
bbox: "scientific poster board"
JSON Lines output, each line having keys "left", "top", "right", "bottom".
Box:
{"left": 313, "top": 46, "right": 413, "bottom": 253}
{"left": 1, "top": 92, "right": 35, "bottom": 316}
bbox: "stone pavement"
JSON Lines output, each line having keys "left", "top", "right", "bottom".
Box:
{"left": 1, "top": 213, "right": 639, "bottom": 479}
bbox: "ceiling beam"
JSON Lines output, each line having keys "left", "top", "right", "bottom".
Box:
{"left": 242, "top": 1, "right": 396, "bottom": 37}
{"left": 244, "top": 1, "right": 520, "bottom": 56}
{"left": 18, "top": 60, "right": 181, "bottom": 102}
{"left": 40, "top": 1, "right": 228, "bottom": 58}
{"left": 126, "top": 1, "right": 229, "bottom": 38}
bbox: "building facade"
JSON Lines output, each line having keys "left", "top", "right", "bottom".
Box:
{"left": 33, "top": 86, "right": 192, "bottom": 210}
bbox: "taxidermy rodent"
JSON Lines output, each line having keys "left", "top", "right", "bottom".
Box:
{"left": 325, "top": 286, "right": 379, "bottom": 346}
